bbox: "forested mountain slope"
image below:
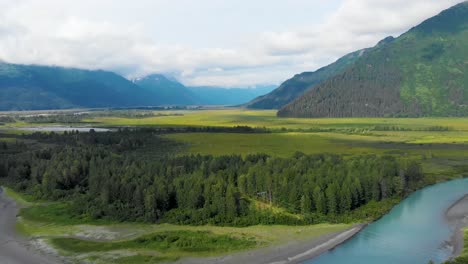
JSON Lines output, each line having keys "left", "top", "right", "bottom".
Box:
{"left": 244, "top": 48, "right": 370, "bottom": 109}
{"left": 278, "top": 2, "right": 468, "bottom": 118}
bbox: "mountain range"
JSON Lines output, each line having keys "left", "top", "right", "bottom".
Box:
{"left": 0, "top": 64, "right": 274, "bottom": 110}
{"left": 278, "top": 1, "right": 468, "bottom": 117}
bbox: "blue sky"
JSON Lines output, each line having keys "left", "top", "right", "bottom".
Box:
{"left": 0, "top": 0, "right": 463, "bottom": 87}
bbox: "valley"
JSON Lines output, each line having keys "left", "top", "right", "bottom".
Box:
{"left": 1, "top": 2, "right": 468, "bottom": 264}
{"left": 1, "top": 108, "right": 468, "bottom": 263}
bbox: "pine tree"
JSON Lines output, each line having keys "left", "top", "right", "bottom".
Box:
{"left": 326, "top": 184, "right": 338, "bottom": 215}
{"left": 340, "top": 186, "right": 352, "bottom": 213}
{"left": 313, "top": 186, "right": 326, "bottom": 215}
{"left": 300, "top": 195, "right": 312, "bottom": 215}
{"left": 226, "top": 184, "right": 238, "bottom": 221}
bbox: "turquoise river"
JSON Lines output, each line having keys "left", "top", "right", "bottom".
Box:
{"left": 306, "top": 178, "right": 468, "bottom": 264}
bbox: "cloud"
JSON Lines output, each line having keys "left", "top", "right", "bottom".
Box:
{"left": 259, "top": 0, "right": 463, "bottom": 59}
{"left": 0, "top": 0, "right": 464, "bottom": 87}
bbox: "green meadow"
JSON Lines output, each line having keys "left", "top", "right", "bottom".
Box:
{"left": 84, "top": 109, "right": 468, "bottom": 131}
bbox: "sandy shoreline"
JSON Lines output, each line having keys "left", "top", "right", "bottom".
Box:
{"left": 446, "top": 194, "right": 468, "bottom": 259}
{"left": 176, "top": 224, "right": 365, "bottom": 264}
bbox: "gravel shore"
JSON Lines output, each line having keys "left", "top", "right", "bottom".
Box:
{"left": 446, "top": 194, "right": 468, "bottom": 258}
{"left": 0, "top": 187, "right": 61, "bottom": 264}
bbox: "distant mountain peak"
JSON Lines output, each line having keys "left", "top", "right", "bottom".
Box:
{"left": 132, "top": 73, "right": 198, "bottom": 105}
{"left": 132, "top": 73, "right": 166, "bottom": 82}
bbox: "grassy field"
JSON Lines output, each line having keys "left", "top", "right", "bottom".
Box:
{"left": 4, "top": 108, "right": 468, "bottom": 131}
{"left": 80, "top": 109, "right": 468, "bottom": 130}
{"left": 165, "top": 132, "right": 383, "bottom": 157}
{"left": 76, "top": 109, "right": 468, "bottom": 131}
{"left": 83, "top": 109, "right": 468, "bottom": 166}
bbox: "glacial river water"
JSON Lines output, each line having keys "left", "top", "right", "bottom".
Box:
{"left": 306, "top": 178, "right": 468, "bottom": 264}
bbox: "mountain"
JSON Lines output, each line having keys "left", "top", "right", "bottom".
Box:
{"left": 278, "top": 2, "right": 468, "bottom": 118}
{"left": 0, "top": 63, "right": 156, "bottom": 110}
{"left": 0, "top": 62, "right": 274, "bottom": 110}
{"left": 189, "top": 85, "right": 276, "bottom": 105}
{"left": 244, "top": 49, "right": 370, "bottom": 109}
{"left": 132, "top": 74, "right": 198, "bottom": 105}
{"left": 133, "top": 75, "right": 275, "bottom": 106}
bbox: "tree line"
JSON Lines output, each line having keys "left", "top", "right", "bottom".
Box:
{"left": 1, "top": 130, "right": 424, "bottom": 226}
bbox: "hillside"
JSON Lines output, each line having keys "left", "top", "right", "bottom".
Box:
{"left": 278, "top": 2, "right": 468, "bottom": 118}
{"left": 244, "top": 48, "right": 370, "bottom": 109}
{"left": 0, "top": 63, "right": 156, "bottom": 110}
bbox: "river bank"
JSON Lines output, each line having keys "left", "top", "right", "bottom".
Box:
{"left": 176, "top": 224, "right": 364, "bottom": 264}
{"left": 446, "top": 194, "right": 468, "bottom": 259}
{"left": 0, "top": 187, "right": 62, "bottom": 264}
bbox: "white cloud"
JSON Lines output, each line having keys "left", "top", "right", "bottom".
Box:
{"left": 0, "top": 0, "right": 464, "bottom": 87}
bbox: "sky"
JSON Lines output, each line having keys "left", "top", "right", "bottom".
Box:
{"left": 0, "top": 0, "right": 463, "bottom": 87}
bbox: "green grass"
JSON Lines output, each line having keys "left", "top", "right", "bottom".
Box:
{"left": 51, "top": 230, "right": 256, "bottom": 254}
{"left": 3, "top": 187, "right": 35, "bottom": 207}
{"left": 6, "top": 109, "right": 468, "bottom": 131}
{"left": 16, "top": 202, "right": 113, "bottom": 237}
{"left": 165, "top": 131, "right": 468, "bottom": 160}
{"left": 83, "top": 109, "right": 468, "bottom": 130}
{"left": 20, "top": 202, "right": 114, "bottom": 226}
{"left": 113, "top": 255, "right": 177, "bottom": 264}
{"left": 166, "top": 132, "right": 382, "bottom": 157}
{"left": 43, "top": 223, "right": 350, "bottom": 263}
